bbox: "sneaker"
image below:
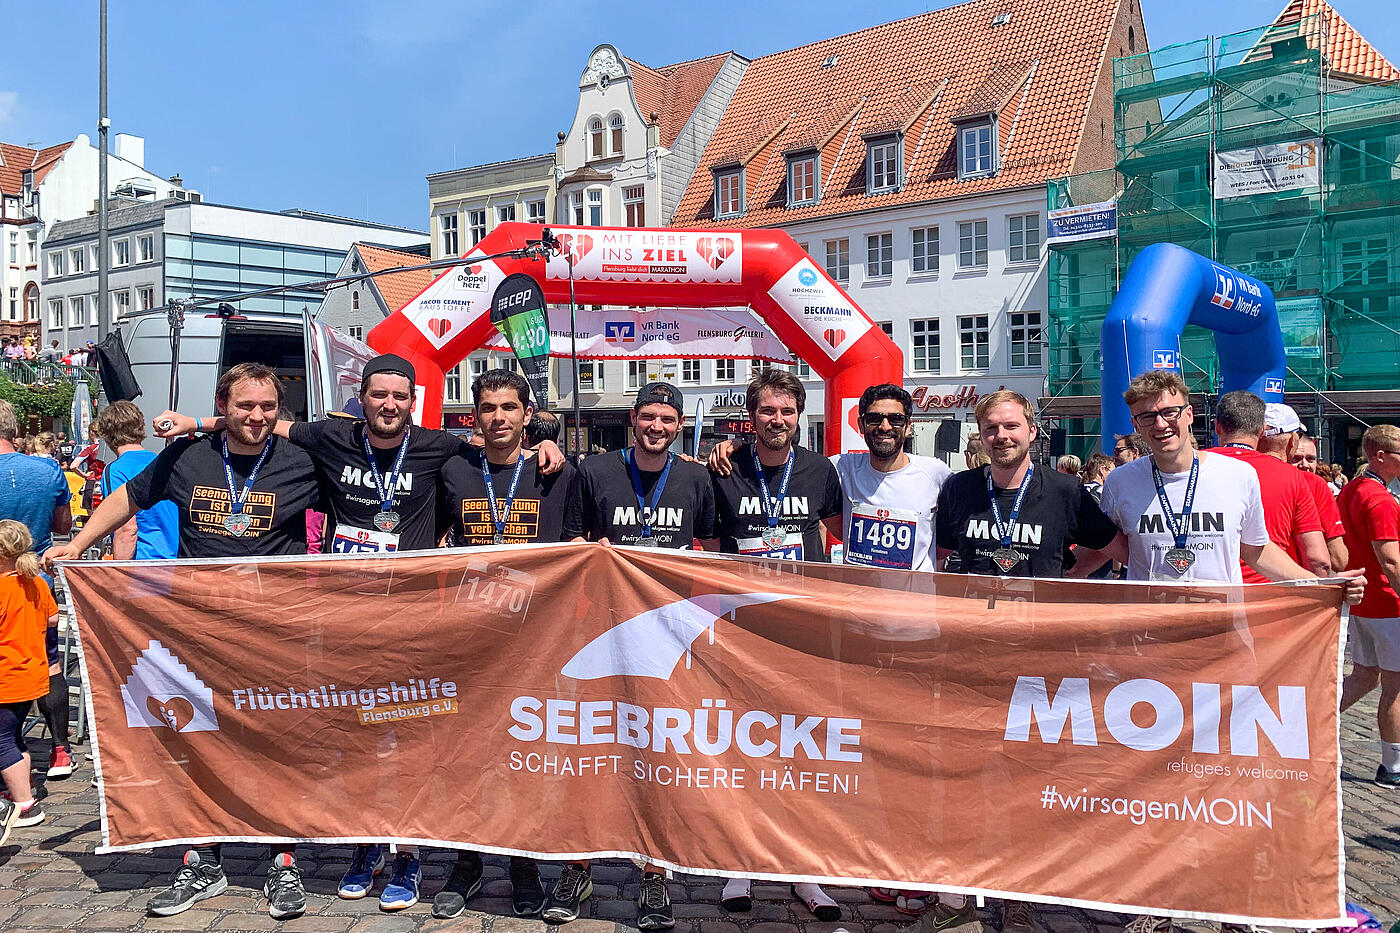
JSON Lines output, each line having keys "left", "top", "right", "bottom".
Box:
{"left": 147, "top": 850, "right": 229, "bottom": 916}
{"left": 541, "top": 862, "right": 593, "bottom": 923}
{"left": 47, "top": 746, "right": 74, "bottom": 779}
{"left": 337, "top": 844, "right": 385, "bottom": 899}
{"left": 510, "top": 856, "right": 546, "bottom": 916}
{"left": 637, "top": 871, "right": 675, "bottom": 931}
{"left": 1375, "top": 765, "right": 1400, "bottom": 788}
{"left": 721, "top": 877, "right": 752, "bottom": 912}
{"left": 1123, "top": 917, "right": 1171, "bottom": 933}
{"left": 1003, "top": 900, "right": 1041, "bottom": 933}
{"left": 264, "top": 853, "right": 307, "bottom": 920}
{"left": 14, "top": 800, "right": 44, "bottom": 827}
{"left": 793, "top": 883, "right": 841, "bottom": 922}
{"left": 920, "top": 898, "right": 982, "bottom": 933}
{"left": 0, "top": 798, "right": 18, "bottom": 849}
{"left": 379, "top": 853, "right": 421, "bottom": 911}
{"left": 432, "top": 852, "right": 485, "bottom": 919}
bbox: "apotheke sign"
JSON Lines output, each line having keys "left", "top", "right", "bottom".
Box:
{"left": 909, "top": 385, "right": 1006, "bottom": 412}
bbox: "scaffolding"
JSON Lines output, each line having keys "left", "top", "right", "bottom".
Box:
{"left": 1047, "top": 12, "right": 1400, "bottom": 457}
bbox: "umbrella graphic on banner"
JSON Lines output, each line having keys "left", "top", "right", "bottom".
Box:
{"left": 489, "top": 273, "right": 551, "bottom": 411}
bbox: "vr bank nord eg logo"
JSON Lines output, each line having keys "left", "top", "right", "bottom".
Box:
{"left": 507, "top": 594, "right": 869, "bottom": 792}
{"left": 604, "top": 321, "right": 636, "bottom": 344}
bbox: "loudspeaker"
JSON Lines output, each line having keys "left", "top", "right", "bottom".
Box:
{"left": 1049, "top": 428, "right": 1068, "bottom": 458}
{"left": 93, "top": 332, "right": 142, "bottom": 402}
{"left": 934, "top": 419, "right": 961, "bottom": 453}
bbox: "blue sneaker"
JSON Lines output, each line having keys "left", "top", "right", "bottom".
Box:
{"left": 379, "top": 853, "right": 422, "bottom": 911}
{"left": 337, "top": 844, "right": 385, "bottom": 899}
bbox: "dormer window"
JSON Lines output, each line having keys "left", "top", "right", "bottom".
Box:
{"left": 786, "top": 151, "right": 819, "bottom": 207}
{"left": 957, "top": 120, "right": 996, "bottom": 179}
{"left": 867, "top": 135, "right": 902, "bottom": 194}
{"left": 589, "top": 118, "right": 604, "bottom": 160}
{"left": 609, "top": 114, "right": 624, "bottom": 155}
{"left": 714, "top": 167, "right": 744, "bottom": 218}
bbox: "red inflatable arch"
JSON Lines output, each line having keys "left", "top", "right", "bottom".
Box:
{"left": 367, "top": 222, "right": 903, "bottom": 453}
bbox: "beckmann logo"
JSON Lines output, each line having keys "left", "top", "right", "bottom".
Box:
{"left": 121, "top": 641, "right": 219, "bottom": 733}
{"left": 604, "top": 321, "right": 637, "bottom": 344}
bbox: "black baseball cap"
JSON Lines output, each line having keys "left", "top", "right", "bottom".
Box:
{"left": 360, "top": 354, "right": 416, "bottom": 393}
{"left": 634, "top": 381, "right": 684, "bottom": 416}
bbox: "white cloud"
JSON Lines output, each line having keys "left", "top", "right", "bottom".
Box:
{"left": 0, "top": 92, "right": 18, "bottom": 127}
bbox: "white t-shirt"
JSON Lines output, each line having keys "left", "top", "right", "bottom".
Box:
{"left": 1099, "top": 451, "right": 1268, "bottom": 583}
{"left": 830, "top": 452, "right": 952, "bottom": 571}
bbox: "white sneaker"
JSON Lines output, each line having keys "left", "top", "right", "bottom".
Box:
{"left": 721, "top": 878, "right": 752, "bottom": 912}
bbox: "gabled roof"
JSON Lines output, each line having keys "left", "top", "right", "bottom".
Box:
{"left": 355, "top": 243, "right": 435, "bottom": 315}
{"left": 0, "top": 140, "right": 73, "bottom": 197}
{"left": 1274, "top": 0, "right": 1398, "bottom": 81}
{"left": 671, "top": 0, "right": 1127, "bottom": 228}
{"left": 622, "top": 51, "right": 731, "bottom": 148}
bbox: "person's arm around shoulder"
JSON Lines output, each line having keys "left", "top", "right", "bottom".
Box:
{"left": 707, "top": 438, "right": 739, "bottom": 477}
{"left": 44, "top": 484, "right": 140, "bottom": 566}
{"left": 153, "top": 411, "right": 297, "bottom": 442}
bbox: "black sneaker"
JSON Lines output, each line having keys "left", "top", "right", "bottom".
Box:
{"left": 1376, "top": 765, "right": 1400, "bottom": 788}
{"left": 541, "top": 862, "right": 592, "bottom": 923}
{"left": 432, "top": 851, "right": 485, "bottom": 919}
{"left": 147, "top": 850, "right": 229, "bottom": 916}
{"left": 264, "top": 853, "right": 307, "bottom": 920}
{"left": 637, "top": 871, "right": 675, "bottom": 931}
{"left": 510, "top": 856, "right": 547, "bottom": 917}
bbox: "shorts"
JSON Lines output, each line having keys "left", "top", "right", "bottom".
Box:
{"left": 0, "top": 700, "right": 32, "bottom": 770}
{"left": 46, "top": 625, "right": 58, "bottom": 668}
{"left": 1349, "top": 616, "right": 1400, "bottom": 672}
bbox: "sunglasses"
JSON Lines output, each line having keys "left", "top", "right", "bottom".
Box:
{"left": 862, "top": 412, "right": 909, "bottom": 429}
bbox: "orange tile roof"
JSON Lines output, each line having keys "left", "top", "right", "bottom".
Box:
{"left": 356, "top": 243, "right": 434, "bottom": 315}
{"left": 623, "top": 52, "right": 731, "bottom": 148}
{"left": 0, "top": 140, "right": 73, "bottom": 197}
{"left": 671, "top": 0, "right": 1127, "bottom": 228}
{"left": 1274, "top": 0, "right": 1398, "bottom": 81}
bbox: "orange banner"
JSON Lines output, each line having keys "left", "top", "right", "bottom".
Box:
{"left": 61, "top": 544, "right": 1347, "bottom": 926}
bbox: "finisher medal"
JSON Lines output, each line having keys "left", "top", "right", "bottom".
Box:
{"left": 223, "top": 512, "right": 252, "bottom": 537}
{"left": 762, "top": 528, "right": 787, "bottom": 550}
{"left": 752, "top": 446, "right": 796, "bottom": 555}
{"left": 219, "top": 433, "right": 273, "bottom": 540}
{"left": 633, "top": 536, "right": 660, "bottom": 548}
{"left": 989, "top": 547, "right": 1021, "bottom": 573}
{"left": 373, "top": 510, "right": 400, "bottom": 532}
{"left": 493, "top": 532, "right": 506, "bottom": 546}
{"left": 986, "top": 463, "right": 1034, "bottom": 575}
{"left": 1152, "top": 455, "right": 1200, "bottom": 580}
{"left": 1164, "top": 547, "right": 1196, "bottom": 574}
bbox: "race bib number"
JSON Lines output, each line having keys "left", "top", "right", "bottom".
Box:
{"left": 736, "top": 531, "right": 804, "bottom": 561}
{"left": 331, "top": 524, "right": 401, "bottom": 554}
{"left": 846, "top": 504, "right": 918, "bottom": 569}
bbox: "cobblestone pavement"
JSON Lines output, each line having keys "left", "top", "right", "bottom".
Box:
{"left": 1, "top": 695, "right": 1396, "bottom": 933}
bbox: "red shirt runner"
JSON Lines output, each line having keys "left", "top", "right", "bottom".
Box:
{"left": 1338, "top": 474, "right": 1400, "bottom": 619}
{"left": 1297, "top": 467, "right": 1345, "bottom": 540}
{"left": 1209, "top": 446, "right": 1322, "bottom": 583}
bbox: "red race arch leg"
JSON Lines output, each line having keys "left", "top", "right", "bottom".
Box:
{"left": 367, "top": 222, "right": 903, "bottom": 452}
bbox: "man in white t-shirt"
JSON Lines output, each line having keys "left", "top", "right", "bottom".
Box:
{"left": 831, "top": 384, "right": 952, "bottom": 572}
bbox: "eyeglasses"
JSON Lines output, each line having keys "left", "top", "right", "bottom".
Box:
{"left": 862, "top": 412, "right": 909, "bottom": 429}
{"left": 1112, "top": 445, "right": 1131, "bottom": 455}
{"left": 1130, "top": 405, "right": 1189, "bottom": 428}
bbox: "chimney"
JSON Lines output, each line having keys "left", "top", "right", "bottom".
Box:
{"left": 113, "top": 133, "right": 145, "bottom": 168}
{"left": 169, "top": 173, "right": 183, "bottom": 189}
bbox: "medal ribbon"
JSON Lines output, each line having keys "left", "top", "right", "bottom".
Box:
{"left": 221, "top": 433, "right": 274, "bottom": 517}
{"left": 625, "top": 448, "right": 673, "bottom": 539}
{"left": 483, "top": 453, "right": 527, "bottom": 539}
{"left": 1365, "top": 470, "right": 1387, "bottom": 486}
{"left": 1151, "top": 455, "right": 1200, "bottom": 550}
{"left": 752, "top": 445, "right": 795, "bottom": 531}
{"left": 360, "top": 426, "right": 411, "bottom": 514}
{"left": 986, "top": 464, "right": 1035, "bottom": 550}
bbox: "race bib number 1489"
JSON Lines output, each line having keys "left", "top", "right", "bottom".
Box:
{"left": 846, "top": 504, "right": 917, "bottom": 569}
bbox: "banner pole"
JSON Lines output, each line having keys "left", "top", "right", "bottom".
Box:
{"left": 568, "top": 255, "right": 581, "bottom": 456}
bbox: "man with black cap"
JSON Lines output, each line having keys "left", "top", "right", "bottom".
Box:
{"left": 552, "top": 379, "right": 717, "bottom": 930}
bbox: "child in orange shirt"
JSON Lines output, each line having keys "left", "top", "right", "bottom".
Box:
{"left": 0, "top": 519, "right": 59, "bottom": 845}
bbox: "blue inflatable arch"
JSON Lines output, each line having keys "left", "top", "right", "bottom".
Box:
{"left": 1099, "top": 242, "right": 1286, "bottom": 452}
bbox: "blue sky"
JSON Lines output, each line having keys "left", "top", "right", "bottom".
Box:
{"left": 0, "top": 0, "right": 1394, "bottom": 232}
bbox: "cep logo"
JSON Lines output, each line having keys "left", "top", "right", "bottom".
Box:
{"left": 1151, "top": 349, "right": 1178, "bottom": 370}
{"left": 1265, "top": 377, "right": 1285, "bottom": 395}
{"left": 1210, "top": 269, "right": 1236, "bottom": 310}
{"left": 604, "top": 321, "right": 636, "bottom": 344}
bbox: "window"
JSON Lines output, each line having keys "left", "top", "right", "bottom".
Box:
{"left": 578, "top": 361, "right": 598, "bottom": 391}
{"left": 787, "top": 153, "right": 818, "bottom": 206}
{"left": 69, "top": 295, "right": 84, "bottom": 327}
{"left": 444, "top": 364, "right": 463, "bottom": 403}
{"left": 569, "top": 192, "right": 584, "bottom": 225}
{"left": 527, "top": 200, "right": 546, "bottom": 225}
{"left": 1338, "top": 137, "right": 1393, "bottom": 187}
{"left": 49, "top": 299, "right": 64, "bottom": 330}
{"left": 824, "top": 238, "right": 850, "bottom": 282}
{"left": 498, "top": 356, "right": 520, "bottom": 374}
{"left": 438, "top": 213, "right": 458, "bottom": 256}
{"left": 7, "top": 288, "right": 15, "bottom": 321}
{"left": 114, "top": 289, "right": 131, "bottom": 322}
{"left": 138, "top": 234, "right": 154, "bottom": 263}
{"left": 958, "top": 122, "right": 994, "bottom": 178}
{"left": 589, "top": 118, "right": 604, "bottom": 159}
{"left": 959, "top": 314, "right": 990, "bottom": 370}
{"left": 498, "top": 204, "right": 516, "bottom": 224}
{"left": 1009, "top": 311, "right": 1043, "bottom": 369}
{"left": 139, "top": 286, "right": 155, "bottom": 310}
{"left": 1008, "top": 213, "right": 1040, "bottom": 263}
{"left": 715, "top": 168, "right": 744, "bottom": 218}
{"left": 352, "top": 290, "right": 360, "bottom": 311}
{"left": 609, "top": 114, "right": 624, "bottom": 155}
{"left": 111, "top": 239, "right": 129, "bottom": 267}
{"left": 24, "top": 289, "right": 36, "bottom": 321}
{"left": 1340, "top": 237, "right": 1390, "bottom": 286}
{"left": 623, "top": 185, "right": 645, "bottom": 227}
{"left": 911, "top": 319, "right": 940, "bottom": 373}
{"left": 89, "top": 244, "right": 98, "bottom": 268}
{"left": 912, "top": 226, "right": 939, "bottom": 273}
{"left": 958, "top": 220, "right": 988, "bottom": 269}
{"left": 877, "top": 321, "right": 893, "bottom": 336}
{"left": 469, "top": 356, "right": 489, "bottom": 381}
{"left": 715, "top": 359, "right": 736, "bottom": 383}
{"left": 796, "top": 359, "right": 812, "bottom": 379}
{"left": 7, "top": 232, "right": 15, "bottom": 264}
{"left": 26, "top": 234, "right": 36, "bottom": 265}
{"left": 468, "top": 210, "right": 486, "bottom": 246}
{"left": 681, "top": 359, "right": 701, "bottom": 383}
{"left": 587, "top": 188, "right": 603, "bottom": 226}
{"left": 627, "top": 360, "right": 645, "bottom": 390}
{"left": 49, "top": 252, "right": 64, "bottom": 277}
{"left": 866, "top": 233, "right": 892, "bottom": 278}
{"left": 868, "top": 136, "right": 901, "bottom": 193}
{"left": 348, "top": 325, "right": 364, "bottom": 341}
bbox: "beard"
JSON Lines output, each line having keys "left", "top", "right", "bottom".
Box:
{"left": 226, "top": 419, "right": 270, "bottom": 447}
{"left": 865, "top": 430, "right": 902, "bottom": 459}
{"left": 367, "top": 409, "right": 410, "bottom": 439}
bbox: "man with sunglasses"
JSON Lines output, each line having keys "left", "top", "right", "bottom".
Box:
{"left": 1111, "top": 433, "right": 1149, "bottom": 466}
